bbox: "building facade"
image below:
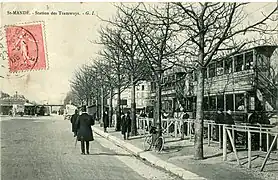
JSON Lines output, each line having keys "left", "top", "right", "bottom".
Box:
{"left": 150, "top": 45, "right": 278, "bottom": 122}
{"left": 110, "top": 81, "right": 152, "bottom": 112}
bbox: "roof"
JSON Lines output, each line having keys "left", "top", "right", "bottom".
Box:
{"left": 24, "top": 102, "right": 35, "bottom": 106}
{"left": 0, "top": 96, "right": 26, "bottom": 106}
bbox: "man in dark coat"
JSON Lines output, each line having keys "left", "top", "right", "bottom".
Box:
{"left": 71, "top": 109, "right": 79, "bottom": 137}
{"left": 121, "top": 111, "right": 131, "bottom": 140}
{"left": 215, "top": 109, "right": 224, "bottom": 143}
{"left": 181, "top": 110, "right": 189, "bottom": 139}
{"left": 103, "top": 109, "right": 109, "bottom": 133}
{"left": 75, "top": 106, "right": 95, "bottom": 155}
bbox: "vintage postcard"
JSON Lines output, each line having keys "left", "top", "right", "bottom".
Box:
{"left": 0, "top": 2, "right": 277, "bottom": 180}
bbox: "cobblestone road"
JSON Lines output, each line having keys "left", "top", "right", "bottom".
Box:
{"left": 1, "top": 115, "right": 182, "bottom": 180}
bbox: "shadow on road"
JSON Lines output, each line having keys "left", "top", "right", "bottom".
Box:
{"left": 163, "top": 145, "right": 184, "bottom": 153}
{"left": 86, "top": 152, "right": 133, "bottom": 157}
{"left": 204, "top": 152, "right": 223, "bottom": 159}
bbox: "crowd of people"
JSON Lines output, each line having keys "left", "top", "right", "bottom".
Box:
{"left": 69, "top": 105, "right": 273, "bottom": 154}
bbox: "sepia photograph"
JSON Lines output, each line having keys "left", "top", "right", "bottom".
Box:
{"left": 0, "top": 1, "right": 277, "bottom": 180}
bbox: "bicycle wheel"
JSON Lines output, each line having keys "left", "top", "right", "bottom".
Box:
{"left": 143, "top": 135, "right": 152, "bottom": 151}
{"left": 154, "top": 136, "right": 164, "bottom": 152}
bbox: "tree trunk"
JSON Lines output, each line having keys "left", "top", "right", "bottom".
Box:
{"left": 96, "top": 90, "right": 99, "bottom": 121}
{"left": 109, "top": 86, "right": 113, "bottom": 127}
{"left": 116, "top": 78, "right": 121, "bottom": 131}
{"left": 131, "top": 76, "right": 137, "bottom": 136}
{"left": 100, "top": 86, "right": 104, "bottom": 127}
{"left": 155, "top": 74, "right": 162, "bottom": 136}
{"left": 194, "top": 67, "right": 205, "bottom": 160}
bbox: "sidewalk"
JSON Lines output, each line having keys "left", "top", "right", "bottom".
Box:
{"left": 93, "top": 124, "right": 278, "bottom": 180}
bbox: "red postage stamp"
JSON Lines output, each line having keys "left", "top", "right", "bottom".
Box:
{"left": 5, "top": 23, "right": 47, "bottom": 73}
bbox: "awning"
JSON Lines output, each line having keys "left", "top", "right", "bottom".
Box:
{"left": 24, "top": 102, "right": 35, "bottom": 106}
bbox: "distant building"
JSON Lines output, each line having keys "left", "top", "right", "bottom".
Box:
{"left": 109, "top": 81, "right": 152, "bottom": 112}
{"left": 0, "top": 92, "right": 26, "bottom": 115}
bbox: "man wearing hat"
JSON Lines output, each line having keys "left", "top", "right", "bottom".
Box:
{"left": 75, "top": 105, "right": 95, "bottom": 155}
{"left": 214, "top": 109, "right": 224, "bottom": 143}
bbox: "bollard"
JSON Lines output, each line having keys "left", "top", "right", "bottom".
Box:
{"left": 248, "top": 130, "right": 252, "bottom": 169}
{"left": 208, "top": 123, "right": 210, "bottom": 146}
{"left": 223, "top": 124, "right": 227, "bottom": 161}
{"left": 267, "top": 130, "right": 269, "bottom": 152}
{"left": 232, "top": 125, "right": 235, "bottom": 145}
{"left": 259, "top": 125, "right": 262, "bottom": 151}
{"left": 174, "top": 120, "right": 177, "bottom": 138}
{"left": 187, "top": 120, "right": 190, "bottom": 137}
{"left": 189, "top": 121, "right": 192, "bottom": 141}
{"left": 219, "top": 124, "right": 222, "bottom": 149}
{"left": 166, "top": 120, "right": 169, "bottom": 136}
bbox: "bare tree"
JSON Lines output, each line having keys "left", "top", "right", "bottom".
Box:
{"left": 98, "top": 12, "right": 151, "bottom": 136}
{"left": 97, "top": 31, "right": 129, "bottom": 131}
{"left": 116, "top": 3, "right": 185, "bottom": 135}
{"left": 169, "top": 2, "right": 278, "bottom": 159}
{"left": 70, "top": 65, "right": 94, "bottom": 106}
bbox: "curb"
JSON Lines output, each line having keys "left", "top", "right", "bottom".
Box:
{"left": 93, "top": 126, "right": 206, "bottom": 180}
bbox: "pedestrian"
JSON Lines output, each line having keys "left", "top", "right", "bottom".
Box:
{"left": 181, "top": 110, "right": 189, "bottom": 139}
{"left": 75, "top": 106, "right": 95, "bottom": 155}
{"left": 225, "top": 110, "right": 235, "bottom": 151}
{"left": 71, "top": 109, "right": 79, "bottom": 137}
{"left": 121, "top": 111, "right": 131, "bottom": 140}
{"left": 214, "top": 109, "right": 224, "bottom": 143}
{"left": 103, "top": 109, "right": 109, "bottom": 133}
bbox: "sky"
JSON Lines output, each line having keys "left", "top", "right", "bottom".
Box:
{"left": 0, "top": 2, "right": 277, "bottom": 104}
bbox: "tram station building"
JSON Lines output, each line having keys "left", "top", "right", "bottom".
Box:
{"left": 150, "top": 45, "right": 278, "bottom": 123}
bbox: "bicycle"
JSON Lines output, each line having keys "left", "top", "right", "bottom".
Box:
{"left": 143, "top": 126, "right": 166, "bottom": 152}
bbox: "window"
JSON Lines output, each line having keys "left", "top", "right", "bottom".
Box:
{"left": 217, "top": 95, "right": 224, "bottom": 110}
{"left": 204, "top": 97, "right": 209, "bottom": 111}
{"left": 224, "top": 58, "right": 233, "bottom": 74}
{"left": 151, "top": 82, "right": 156, "bottom": 92}
{"left": 235, "top": 93, "right": 244, "bottom": 111}
{"left": 216, "top": 60, "right": 224, "bottom": 76}
{"left": 209, "top": 96, "right": 216, "bottom": 110}
{"left": 209, "top": 63, "right": 216, "bottom": 77}
{"left": 193, "top": 71, "right": 197, "bottom": 81}
{"left": 235, "top": 54, "right": 244, "bottom": 72}
{"left": 192, "top": 96, "right": 197, "bottom": 111}
{"left": 245, "top": 51, "right": 253, "bottom": 70}
{"left": 142, "top": 85, "right": 144, "bottom": 91}
{"left": 249, "top": 96, "right": 255, "bottom": 110}
{"left": 226, "top": 94, "right": 234, "bottom": 111}
{"left": 257, "top": 54, "right": 268, "bottom": 72}
{"left": 185, "top": 97, "right": 192, "bottom": 111}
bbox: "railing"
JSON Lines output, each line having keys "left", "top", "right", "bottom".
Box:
{"left": 223, "top": 124, "right": 278, "bottom": 171}
{"left": 137, "top": 117, "right": 278, "bottom": 171}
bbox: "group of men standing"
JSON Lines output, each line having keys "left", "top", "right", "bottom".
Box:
{"left": 215, "top": 109, "right": 235, "bottom": 150}
{"left": 100, "top": 109, "right": 132, "bottom": 140}
{"left": 105, "top": 110, "right": 132, "bottom": 140}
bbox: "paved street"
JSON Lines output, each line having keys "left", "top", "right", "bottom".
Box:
{"left": 1, "top": 115, "right": 182, "bottom": 180}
